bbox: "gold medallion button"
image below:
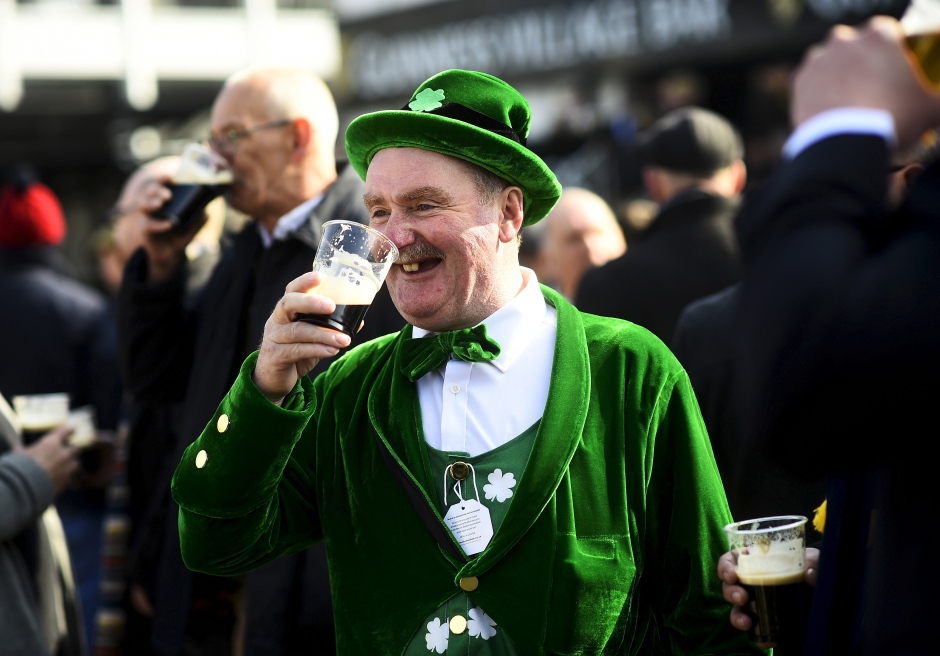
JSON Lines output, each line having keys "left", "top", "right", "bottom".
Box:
{"left": 450, "top": 461, "right": 470, "bottom": 481}
{"left": 458, "top": 576, "right": 479, "bottom": 592}
{"left": 217, "top": 414, "right": 230, "bottom": 433}
{"left": 449, "top": 615, "right": 467, "bottom": 635}
{"left": 195, "top": 450, "right": 208, "bottom": 469}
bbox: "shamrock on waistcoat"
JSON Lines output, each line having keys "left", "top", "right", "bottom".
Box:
{"left": 425, "top": 617, "right": 449, "bottom": 653}
{"left": 483, "top": 469, "right": 516, "bottom": 503}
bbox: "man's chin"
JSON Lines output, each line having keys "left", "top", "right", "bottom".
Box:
{"left": 394, "top": 303, "right": 442, "bottom": 331}
{"left": 224, "top": 184, "right": 252, "bottom": 215}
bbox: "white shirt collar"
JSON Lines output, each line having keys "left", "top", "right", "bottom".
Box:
{"left": 256, "top": 193, "right": 325, "bottom": 249}
{"left": 412, "top": 267, "right": 547, "bottom": 373}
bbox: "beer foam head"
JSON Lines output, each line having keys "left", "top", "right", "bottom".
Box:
{"left": 311, "top": 249, "right": 382, "bottom": 305}
{"left": 173, "top": 143, "right": 233, "bottom": 185}
{"left": 13, "top": 393, "right": 69, "bottom": 431}
{"left": 737, "top": 537, "right": 805, "bottom": 578}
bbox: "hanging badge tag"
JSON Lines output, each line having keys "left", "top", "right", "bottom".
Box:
{"left": 443, "top": 499, "right": 494, "bottom": 556}
{"left": 442, "top": 462, "right": 494, "bottom": 556}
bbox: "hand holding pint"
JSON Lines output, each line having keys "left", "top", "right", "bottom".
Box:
{"left": 152, "top": 142, "right": 232, "bottom": 231}
{"left": 790, "top": 15, "right": 940, "bottom": 151}
{"left": 253, "top": 221, "right": 397, "bottom": 403}
{"left": 724, "top": 516, "right": 808, "bottom": 648}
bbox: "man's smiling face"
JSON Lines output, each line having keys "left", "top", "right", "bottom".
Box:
{"left": 364, "top": 147, "right": 512, "bottom": 332}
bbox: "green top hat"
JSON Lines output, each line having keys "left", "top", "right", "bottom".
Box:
{"left": 345, "top": 69, "right": 562, "bottom": 226}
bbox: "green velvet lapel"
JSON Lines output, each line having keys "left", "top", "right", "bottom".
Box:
{"left": 457, "top": 285, "right": 589, "bottom": 578}
{"left": 367, "top": 324, "right": 466, "bottom": 565}
{"left": 369, "top": 286, "right": 591, "bottom": 580}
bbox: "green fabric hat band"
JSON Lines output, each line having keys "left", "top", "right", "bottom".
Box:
{"left": 399, "top": 101, "right": 525, "bottom": 146}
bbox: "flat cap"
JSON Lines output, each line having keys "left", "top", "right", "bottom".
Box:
{"left": 636, "top": 106, "right": 743, "bottom": 174}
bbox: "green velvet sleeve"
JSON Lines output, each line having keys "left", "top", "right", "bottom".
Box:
{"left": 171, "top": 351, "right": 323, "bottom": 577}
{"left": 645, "top": 370, "right": 765, "bottom": 655}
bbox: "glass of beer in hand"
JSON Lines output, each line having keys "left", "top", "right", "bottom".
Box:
{"left": 152, "top": 142, "right": 232, "bottom": 231}
{"left": 12, "top": 393, "right": 96, "bottom": 448}
{"left": 13, "top": 393, "right": 69, "bottom": 445}
{"left": 725, "top": 515, "right": 808, "bottom": 647}
{"left": 297, "top": 220, "right": 399, "bottom": 337}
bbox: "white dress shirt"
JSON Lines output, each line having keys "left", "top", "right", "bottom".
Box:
{"left": 413, "top": 268, "right": 557, "bottom": 457}
{"left": 256, "top": 193, "right": 324, "bottom": 249}
{"left": 783, "top": 108, "right": 896, "bottom": 160}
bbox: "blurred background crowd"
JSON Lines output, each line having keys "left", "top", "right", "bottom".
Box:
{"left": 4, "top": 0, "right": 911, "bottom": 284}
{"left": 1, "top": 0, "right": 932, "bottom": 655}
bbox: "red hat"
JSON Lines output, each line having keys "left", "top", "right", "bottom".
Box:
{"left": 0, "top": 173, "right": 66, "bottom": 248}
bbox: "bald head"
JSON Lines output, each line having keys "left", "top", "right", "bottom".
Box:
{"left": 543, "top": 188, "right": 626, "bottom": 300}
{"left": 211, "top": 67, "right": 340, "bottom": 227}
{"left": 222, "top": 67, "right": 339, "bottom": 157}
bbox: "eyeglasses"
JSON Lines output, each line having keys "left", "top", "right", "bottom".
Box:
{"left": 209, "top": 119, "right": 293, "bottom": 156}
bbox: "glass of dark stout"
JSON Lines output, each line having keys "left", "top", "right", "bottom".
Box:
{"left": 724, "top": 515, "right": 808, "bottom": 648}
{"left": 297, "top": 220, "right": 399, "bottom": 336}
{"left": 152, "top": 142, "right": 233, "bottom": 231}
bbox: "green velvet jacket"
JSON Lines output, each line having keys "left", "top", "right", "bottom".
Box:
{"left": 172, "top": 286, "right": 760, "bottom": 655}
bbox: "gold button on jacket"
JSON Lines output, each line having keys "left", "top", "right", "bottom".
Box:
{"left": 458, "top": 576, "right": 478, "bottom": 592}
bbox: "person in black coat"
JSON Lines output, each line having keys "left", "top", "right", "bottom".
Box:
{"left": 0, "top": 166, "right": 121, "bottom": 433}
{"left": 718, "top": 15, "right": 940, "bottom": 655}
{"left": 575, "top": 106, "right": 745, "bottom": 346}
{"left": 118, "top": 68, "right": 404, "bottom": 656}
{"left": 672, "top": 282, "right": 826, "bottom": 529}
{"left": 673, "top": 138, "right": 928, "bottom": 528}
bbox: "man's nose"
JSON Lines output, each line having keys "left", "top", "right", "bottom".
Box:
{"left": 377, "top": 212, "right": 416, "bottom": 249}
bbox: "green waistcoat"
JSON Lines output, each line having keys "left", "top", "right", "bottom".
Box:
{"left": 172, "top": 285, "right": 763, "bottom": 655}
{"left": 407, "top": 422, "right": 538, "bottom": 654}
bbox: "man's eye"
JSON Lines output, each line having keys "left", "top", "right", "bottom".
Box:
{"left": 370, "top": 209, "right": 389, "bottom": 221}
{"left": 416, "top": 204, "right": 435, "bottom": 212}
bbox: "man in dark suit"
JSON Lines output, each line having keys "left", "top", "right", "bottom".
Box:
{"left": 118, "top": 67, "right": 404, "bottom": 655}
{"left": 718, "top": 15, "right": 940, "bottom": 655}
{"left": 575, "top": 106, "right": 745, "bottom": 345}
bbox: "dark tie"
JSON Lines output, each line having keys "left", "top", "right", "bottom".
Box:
{"left": 400, "top": 324, "right": 501, "bottom": 382}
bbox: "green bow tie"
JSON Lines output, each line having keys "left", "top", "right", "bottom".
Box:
{"left": 400, "top": 324, "right": 502, "bottom": 382}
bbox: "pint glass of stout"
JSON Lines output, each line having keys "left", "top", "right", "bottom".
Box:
{"left": 152, "top": 142, "right": 232, "bottom": 231}
{"left": 724, "top": 515, "right": 808, "bottom": 647}
{"left": 297, "top": 220, "right": 399, "bottom": 336}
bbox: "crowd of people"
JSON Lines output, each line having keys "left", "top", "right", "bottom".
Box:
{"left": 2, "top": 9, "right": 939, "bottom": 655}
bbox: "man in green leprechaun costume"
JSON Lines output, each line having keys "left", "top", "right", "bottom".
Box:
{"left": 171, "top": 69, "right": 762, "bottom": 655}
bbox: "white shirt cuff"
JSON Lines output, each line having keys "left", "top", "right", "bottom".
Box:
{"left": 782, "top": 109, "right": 896, "bottom": 161}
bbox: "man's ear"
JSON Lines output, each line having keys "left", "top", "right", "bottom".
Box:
{"left": 730, "top": 159, "right": 747, "bottom": 196}
{"left": 290, "top": 118, "right": 312, "bottom": 162}
{"left": 498, "top": 187, "right": 525, "bottom": 243}
{"left": 642, "top": 168, "right": 666, "bottom": 203}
